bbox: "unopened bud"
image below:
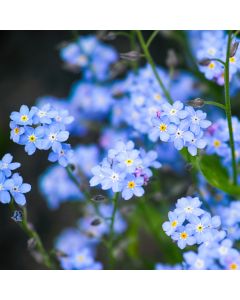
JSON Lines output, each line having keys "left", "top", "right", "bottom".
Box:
{"left": 198, "top": 58, "right": 211, "bottom": 66}
{"left": 91, "top": 218, "right": 102, "bottom": 226}
{"left": 91, "top": 195, "right": 106, "bottom": 202}
{"left": 11, "top": 210, "right": 23, "bottom": 222}
{"left": 188, "top": 98, "right": 205, "bottom": 108}
{"left": 230, "top": 41, "right": 239, "bottom": 57}
{"left": 102, "top": 31, "right": 117, "bottom": 41}
{"left": 166, "top": 49, "right": 178, "bottom": 68}
{"left": 120, "top": 51, "right": 141, "bottom": 61}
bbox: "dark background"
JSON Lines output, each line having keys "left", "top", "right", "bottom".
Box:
{"left": 0, "top": 31, "right": 179, "bottom": 269}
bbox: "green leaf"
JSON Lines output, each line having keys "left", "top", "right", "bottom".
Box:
{"left": 180, "top": 148, "right": 240, "bottom": 197}
{"left": 198, "top": 154, "right": 240, "bottom": 197}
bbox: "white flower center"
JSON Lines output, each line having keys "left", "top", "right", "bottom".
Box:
{"left": 110, "top": 172, "right": 119, "bottom": 182}
{"left": 184, "top": 206, "right": 193, "bottom": 213}
{"left": 49, "top": 133, "right": 57, "bottom": 141}
{"left": 175, "top": 129, "right": 183, "bottom": 138}
{"left": 192, "top": 115, "right": 200, "bottom": 124}
{"left": 170, "top": 109, "right": 177, "bottom": 115}
{"left": 38, "top": 110, "right": 47, "bottom": 117}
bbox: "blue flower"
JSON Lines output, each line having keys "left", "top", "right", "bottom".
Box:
{"left": 185, "top": 106, "right": 211, "bottom": 135}
{"left": 162, "top": 211, "right": 185, "bottom": 236}
{"left": 174, "top": 196, "right": 204, "bottom": 221}
{"left": 39, "top": 165, "right": 83, "bottom": 209}
{"left": 4, "top": 173, "right": 31, "bottom": 206}
{"left": 187, "top": 213, "right": 221, "bottom": 244}
{"left": 183, "top": 250, "right": 214, "bottom": 270}
{"left": 41, "top": 124, "right": 69, "bottom": 151}
{"left": 0, "top": 172, "right": 11, "bottom": 204}
{"left": 19, "top": 126, "right": 46, "bottom": 155}
{"left": 170, "top": 119, "right": 192, "bottom": 151}
{"left": 162, "top": 101, "right": 188, "bottom": 124}
{"left": 117, "top": 149, "right": 142, "bottom": 173}
{"left": 0, "top": 153, "right": 20, "bottom": 177}
{"left": 171, "top": 226, "right": 196, "bottom": 249}
{"left": 121, "top": 175, "right": 144, "bottom": 200}
{"left": 59, "top": 248, "right": 102, "bottom": 270}
{"left": 48, "top": 143, "right": 74, "bottom": 167}
{"left": 10, "top": 105, "right": 37, "bottom": 126}
{"left": 150, "top": 116, "right": 176, "bottom": 142}
{"left": 185, "top": 132, "right": 207, "bottom": 156}
{"left": 10, "top": 121, "right": 25, "bottom": 143}
{"left": 60, "top": 35, "right": 118, "bottom": 82}
{"left": 100, "top": 165, "right": 126, "bottom": 193}
{"left": 33, "top": 104, "right": 57, "bottom": 125}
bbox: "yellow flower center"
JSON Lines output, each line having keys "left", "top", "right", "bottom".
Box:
{"left": 154, "top": 93, "right": 161, "bottom": 101}
{"left": 125, "top": 159, "right": 133, "bottom": 166}
{"left": 14, "top": 127, "right": 20, "bottom": 134}
{"left": 159, "top": 123, "right": 167, "bottom": 132}
{"left": 229, "top": 263, "right": 238, "bottom": 270}
{"left": 213, "top": 139, "right": 221, "bottom": 148}
{"left": 171, "top": 220, "right": 178, "bottom": 228}
{"left": 28, "top": 134, "right": 36, "bottom": 142}
{"left": 77, "top": 255, "right": 85, "bottom": 263}
{"left": 21, "top": 115, "right": 28, "bottom": 122}
{"left": 180, "top": 232, "right": 188, "bottom": 240}
{"left": 208, "top": 62, "right": 215, "bottom": 69}
{"left": 230, "top": 57, "right": 236, "bottom": 63}
{"left": 128, "top": 181, "right": 135, "bottom": 189}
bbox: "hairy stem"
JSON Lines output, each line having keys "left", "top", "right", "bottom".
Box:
{"left": 10, "top": 200, "right": 55, "bottom": 269}
{"left": 136, "top": 30, "right": 173, "bottom": 104}
{"left": 108, "top": 192, "right": 119, "bottom": 269}
{"left": 224, "top": 31, "right": 238, "bottom": 185}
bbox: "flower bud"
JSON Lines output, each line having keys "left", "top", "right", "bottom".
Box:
{"left": 91, "top": 218, "right": 102, "bottom": 226}
{"left": 198, "top": 58, "right": 211, "bottom": 66}
{"left": 166, "top": 49, "right": 178, "bottom": 68}
{"left": 91, "top": 195, "right": 106, "bottom": 202}
{"left": 230, "top": 41, "right": 239, "bottom": 57}
{"left": 120, "top": 51, "right": 141, "bottom": 61}
{"left": 188, "top": 98, "right": 205, "bottom": 108}
{"left": 11, "top": 210, "right": 23, "bottom": 222}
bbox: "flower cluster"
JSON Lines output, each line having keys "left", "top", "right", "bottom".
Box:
{"left": 150, "top": 102, "right": 211, "bottom": 155}
{"left": 162, "top": 196, "right": 221, "bottom": 249}
{"left": 0, "top": 154, "right": 31, "bottom": 206}
{"left": 111, "top": 65, "right": 198, "bottom": 139}
{"left": 90, "top": 141, "right": 161, "bottom": 200}
{"left": 10, "top": 104, "right": 74, "bottom": 167}
{"left": 189, "top": 30, "right": 240, "bottom": 85}
{"left": 60, "top": 35, "right": 118, "bottom": 82}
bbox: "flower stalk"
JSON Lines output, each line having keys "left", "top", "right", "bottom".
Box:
{"left": 224, "top": 31, "right": 238, "bottom": 185}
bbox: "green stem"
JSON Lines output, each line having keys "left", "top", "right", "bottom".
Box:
{"left": 146, "top": 30, "right": 159, "bottom": 48}
{"left": 204, "top": 101, "right": 226, "bottom": 110}
{"left": 10, "top": 200, "right": 55, "bottom": 269}
{"left": 130, "top": 30, "right": 138, "bottom": 73}
{"left": 136, "top": 30, "right": 173, "bottom": 104}
{"left": 108, "top": 192, "right": 119, "bottom": 269}
{"left": 224, "top": 31, "right": 238, "bottom": 185}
